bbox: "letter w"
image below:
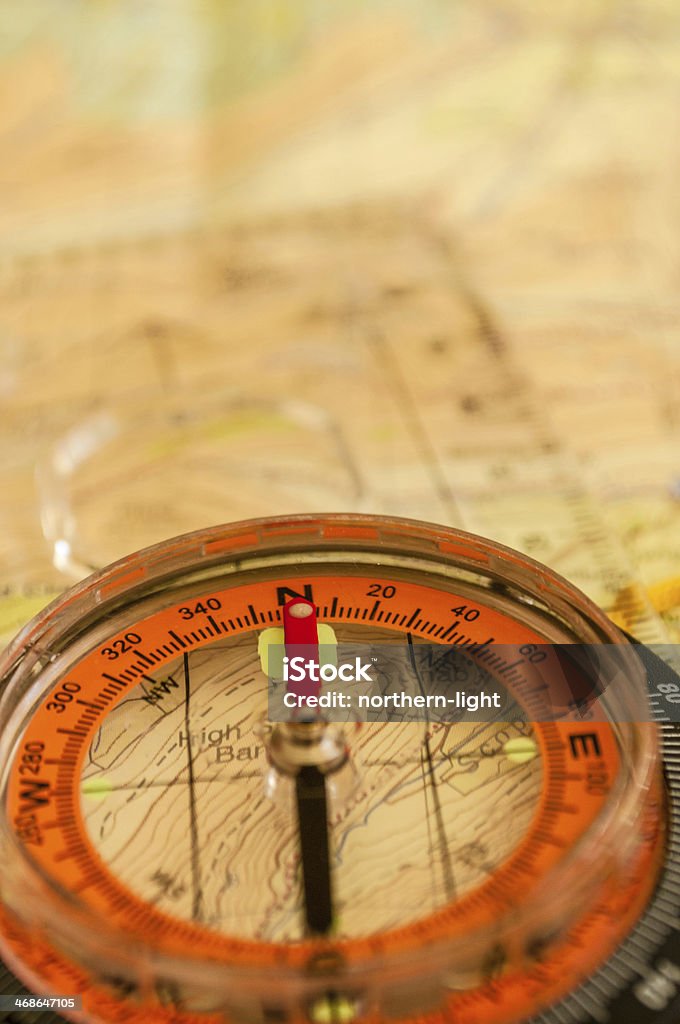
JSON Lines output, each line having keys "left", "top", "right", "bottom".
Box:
{"left": 19, "top": 779, "right": 50, "bottom": 808}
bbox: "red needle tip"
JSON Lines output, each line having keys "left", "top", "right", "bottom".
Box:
{"left": 283, "top": 598, "right": 321, "bottom": 707}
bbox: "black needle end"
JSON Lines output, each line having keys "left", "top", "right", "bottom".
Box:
{"left": 296, "top": 764, "right": 333, "bottom": 936}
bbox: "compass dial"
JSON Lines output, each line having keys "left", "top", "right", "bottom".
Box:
{"left": 0, "top": 515, "right": 675, "bottom": 1024}
{"left": 80, "top": 640, "right": 542, "bottom": 942}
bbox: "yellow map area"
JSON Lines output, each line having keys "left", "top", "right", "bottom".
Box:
{"left": 1, "top": 0, "right": 680, "bottom": 647}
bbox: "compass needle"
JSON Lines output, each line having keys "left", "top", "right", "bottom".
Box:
{"left": 296, "top": 765, "right": 333, "bottom": 936}
{"left": 0, "top": 515, "right": 673, "bottom": 1024}
{"left": 281, "top": 596, "right": 335, "bottom": 936}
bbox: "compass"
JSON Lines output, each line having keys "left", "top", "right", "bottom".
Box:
{"left": 0, "top": 514, "right": 679, "bottom": 1024}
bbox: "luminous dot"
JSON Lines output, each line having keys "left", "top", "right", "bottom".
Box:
{"left": 81, "top": 777, "right": 113, "bottom": 800}
{"left": 503, "top": 737, "right": 538, "bottom": 764}
{"left": 289, "top": 602, "right": 314, "bottom": 619}
{"left": 308, "top": 996, "right": 358, "bottom": 1024}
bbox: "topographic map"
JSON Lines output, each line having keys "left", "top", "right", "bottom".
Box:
{"left": 1, "top": 0, "right": 680, "bottom": 649}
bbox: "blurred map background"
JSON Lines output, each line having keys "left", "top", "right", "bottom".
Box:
{"left": 2, "top": 0, "right": 680, "bottom": 649}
